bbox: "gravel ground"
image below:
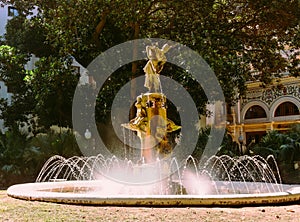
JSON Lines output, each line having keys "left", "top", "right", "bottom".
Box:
{"left": 1, "top": 190, "right": 300, "bottom": 222}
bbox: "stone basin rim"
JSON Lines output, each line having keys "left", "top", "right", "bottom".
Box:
{"left": 7, "top": 180, "right": 300, "bottom": 207}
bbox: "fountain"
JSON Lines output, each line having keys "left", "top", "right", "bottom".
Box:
{"left": 121, "top": 43, "right": 181, "bottom": 163}
{"left": 7, "top": 153, "right": 300, "bottom": 206}
{"left": 7, "top": 43, "right": 300, "bottom": 206}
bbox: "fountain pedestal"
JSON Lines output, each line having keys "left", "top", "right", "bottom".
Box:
{"left": 122, "top": 93, "right": 180, "bottom": 163}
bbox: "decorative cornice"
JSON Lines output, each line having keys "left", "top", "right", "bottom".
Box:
{"left": 242, "top": 77, "right": 300, "bottom": 108}
{"left": 261, "top": 85, "right": 300, "bottom": 105}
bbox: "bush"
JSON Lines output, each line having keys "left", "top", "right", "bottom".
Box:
{"left": 0, "top": 127, "right": 82, "bottom": 188}
{"left": 251, "top": 124, "right": 300, "bottom": 164}
{"left": 251, "top": 124, "right": 300, "bottom": 184}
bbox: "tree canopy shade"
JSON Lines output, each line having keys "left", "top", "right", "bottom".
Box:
{"left": 0, "top": 45, "right": 78, "bottom": 131}
{"left": 0, "top": 45, "right": 35, "bottom": 129}
{"left": 0, "top": 0, "right": 299, "bottom": 130}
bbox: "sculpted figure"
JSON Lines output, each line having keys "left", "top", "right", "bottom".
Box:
{"left": 143, "top": 44, "right": 170, "bottom": 92}
{"left": 129, "top": 95, "right": 147, "bottom": 132}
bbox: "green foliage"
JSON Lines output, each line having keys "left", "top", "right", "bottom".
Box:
{"left": 28, "top": 56, "right": 79, "bottom": 129}
{"left": 0, "top": 128, "right": 30, "bottom": 176}
{"left": 4, "top": 0, "right": 298, "bottom": 105}
{"left": 216, "top": 132, "right": 240, "bottom": 157}
{"left": 0, "top": 127, "right": 40, "bottom": 187}
{"left": 5, "top": 16, "right": 54, "bottom": 57}
{"left": 251, "top": 124, "right": 300, "bottom": 164}
{"left": 30, "top": 127, "right": 82, "bottom": 159}
{"left": 256, "top": 130, "right": 293, "bottom": 151}
{"left": 0, "top": 44, "right": 78, "bottom": 131}
{"left": 0, "top": 0, "right": 299, "bottom": 129}
{"left": 95, "top": 65, "right": 132, "bottom": 123}
{"left": 192, "top": 127, "right": 210, "bottom": 160}
{"left": 0, "top": 127, "right": 82, "bottom": 187}
{"left": 192, "top": 127, "right": 240, "bottom": 161}
{"left": 0, "top": 45, "right": 30, "bottom": 93}
{"left": 0, "top": 45, "right": 35, "bottom": 129}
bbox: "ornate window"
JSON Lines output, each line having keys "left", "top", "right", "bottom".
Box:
{"left": 245, "top": 105, "right": 267, "bottom": 119}
{"left": 275, "top": 102, "right": 299, "bottom": 117}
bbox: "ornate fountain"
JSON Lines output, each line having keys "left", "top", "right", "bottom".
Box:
{"left": 7, "top": 43, "right": 300, "bottom": 206}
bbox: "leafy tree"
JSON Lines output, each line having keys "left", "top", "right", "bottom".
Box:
{"left": 0, "top": 0, "right": 299, "bottom": 126}
{"left": 27, "top": 56, "right": 79, "bottom": 129}
{"left": 0, "top": 44, "right": 78, "bottom": 131}
{"left": 0, "top": 45, "right": 35, "bottom": 130}
{"left": 33, "top": 0, "right": 299, "bottom": 104}
{"left": 5, "top": 16, "right": 54, "bottom": 57}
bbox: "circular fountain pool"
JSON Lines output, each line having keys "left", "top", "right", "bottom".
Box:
{"left": 7, "top": 180, "right": 300, "bottom": 206}
{"left": 7, "top": 154, "right": 300, "bottom": 206}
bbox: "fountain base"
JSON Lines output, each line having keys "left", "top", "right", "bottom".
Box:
{"left": 7, "top": 180, "right": 300, "bottom": 207}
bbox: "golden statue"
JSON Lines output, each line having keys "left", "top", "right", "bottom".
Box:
{"left": 143, "top": 44, "right": 171, "bottom": 92}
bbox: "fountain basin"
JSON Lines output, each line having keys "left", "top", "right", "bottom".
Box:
{"left": 7, "top": 180, "right": 300, "bottom": 207}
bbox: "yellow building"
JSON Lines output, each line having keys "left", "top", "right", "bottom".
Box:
{"left": 227, "top": 76, "right": 300, "bottom": 145}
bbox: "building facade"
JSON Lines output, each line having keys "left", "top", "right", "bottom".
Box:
{"left": 227, "top": 76, "right": 300, "bottom": 146}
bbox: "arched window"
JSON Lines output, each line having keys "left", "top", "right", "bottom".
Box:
{"left": 275, "top": 102, "right": 299, "bottom": 117}
{"left": 245, "top": 105, "right": 267, "bottom": 119}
